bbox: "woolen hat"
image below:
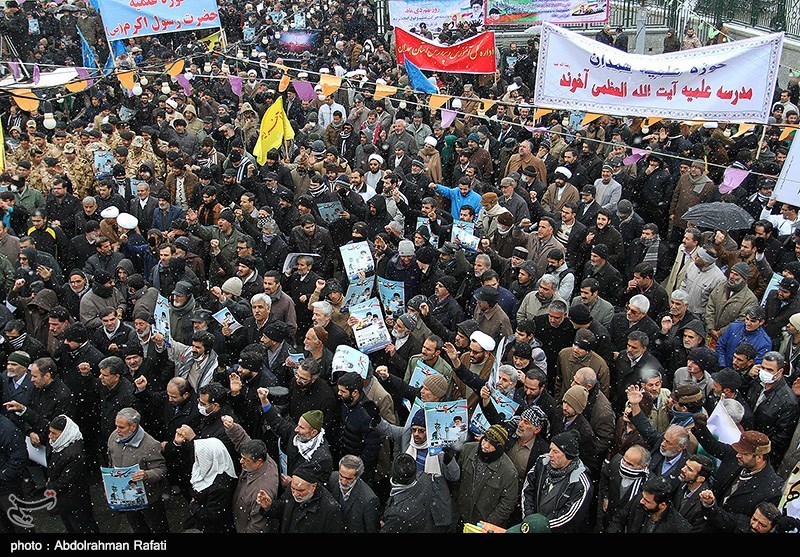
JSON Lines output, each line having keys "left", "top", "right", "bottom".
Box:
{"left": 397, "top": 313, "right": 418, "bottom": 330}
{"left": 688, "top": 346, "right": 718, "bottom": 372}
{"left": 498, "top": 212, "right": 515, "bottom": 226}
{"left": 484, "top": 424, "right": 509, "bottom": 447}
{"left": 616, "top": 199, "right": 633, "bottom": 217}
{"left": 569, "top": 304, "right": 592, "bottom": 325}
{"left": 730, "top": 262, "right": 750, "bottom": 279}
{"left": 513, "top": 342, "right": 532, "bottom": 360}
{"left": 416, "top": 246, "right": 436, "bottom": 265}
{"left": 221, "top": 277, "right": 243, "bottom": 297}
{"left": 551, "top": 430, "right": 581, "bottom": 459}
{"left": 591, "top": 243, "right": 610, "bottom": 260}
{"left": 397, "top": 239, "right": 415, "bottom": 256}
{"left": 790, "top": 312, "right": 800, "bottom": 331}
{"left": 263, "top": 321, "right": 289, "bottom": 343}
{"left": 563, "top": 385, "right": 588, "bottom": 413}
{"left": 407, "top": 295, "right": 427, "bottom": 310}
{"left": 779, "top": 277, "right": 800, "bottom": 294}
{"left": 422, "top": 373, "right": 448, "bottom": 399}
{"left": 437, "top": 275, "right": 458, "bottom": 294}
{"left": 7, "top": 351, "right": 30, "bottom": 367}
{"left": 218, "top": 208, "right": 236, "bottom": 224}
{"left": 301, "top": 410, "right": 324, "bottom": 431}
{"left": 391, "top": 453, "right": 417, "bottom": 485}
{"left": 64, "top": 324, "right": 89, "bottom": 343}
{"left": 411, "top": 408, "right": 426, "bottom": 427}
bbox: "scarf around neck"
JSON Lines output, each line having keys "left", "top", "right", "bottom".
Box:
{"left": 406, "top": 437, "right": 442, "bottom": 476}
{"left": 293, "top": 428, "right": 325, "bottom": 461}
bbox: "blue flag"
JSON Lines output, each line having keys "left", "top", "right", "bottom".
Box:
{"left": 404, "top": 58, "right": 438, "bottom": 94}
{"left": 104, "top": 40, "right": 126, "bottom": 74}
{"left": 76, "top": 26, "right": 97, "bottom": 70}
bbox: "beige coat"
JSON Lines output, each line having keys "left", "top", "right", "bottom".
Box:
{"left": 705, "top": 282, "right": 758, "bottom": 333}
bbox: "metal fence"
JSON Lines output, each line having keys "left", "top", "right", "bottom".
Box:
{"left": 691, "top": 0, "right": 800, "bottom": 37}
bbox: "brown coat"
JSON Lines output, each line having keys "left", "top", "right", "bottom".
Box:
{"left": 165, "top": 170, "right": 199, "bottom": 206}
{"left": 555, "top": 347, "right": 610, "bottom": 400}
{"left": 504, "top": 152, "right": 548, "bottom": 184}
{"left": 669, "top": 173, "right": 716, "bottom": 229}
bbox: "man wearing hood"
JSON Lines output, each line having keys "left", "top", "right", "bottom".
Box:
{"left": 182, "top": 104, "right": 204, "bottom": 136}
{"left": 167, "top": 281, "right": 196, "bottom": 345}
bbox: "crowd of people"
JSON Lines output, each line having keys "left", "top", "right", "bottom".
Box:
{"left": 1, "top": 0, "right": 800, "bottom": 536}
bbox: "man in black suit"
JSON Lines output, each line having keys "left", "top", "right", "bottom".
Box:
{"left": 673, "top": 454, "right": 713, "bottom": 532}
{"left": 607, "top": 476, "right": 691, "bottom": 533}
{"left": 283, "top": 255, "right": 320, "bottom": 344}
{"left": 129, "top": 181, "right": 159, "bottom": 232}
{"left": 327, "top": 455, "right": 380, "bottom": 533}
{"left": 555, "top": 202, "right": 588, "bottom": 272}
{"left": 609, "top": 294, "right": 659, "bottom": 354}
{"left": 612, "top": 330, "right": 665, "bottom": 413}
{"left": 580, "top": 244, "right": 624, "bottom": 307}
{"left": 626, "top": 385, "right": 689, "bottom": 493}
{"left": 576, "top": 185, "right": 602, "bottom": 227}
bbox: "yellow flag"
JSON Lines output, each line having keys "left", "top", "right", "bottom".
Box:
{"left": 66, "top": 80, "right": 89, "bottom": 93}
{"left": 199, "top": 30, "right": 222, "bottom": 52}
{"left": 117, "top": 70, "right": 135, "bottom": 91}
{"left": 428, "top": 94, "right": 450, "bottom": 111}
{"left": 253, "top": 97, "right": 295, "bottom": 165}
{"left": 319, "top": 74, "right": 342, "bottom": 97}
{"left": 374, "top": 83, "right": 397, "bottom": 102}
{"left": 534, "top": 108, "right": 553, "bottom": 120}
{"left": 0, "top": 123, "right": 6, "bottom": 172}
{"left": 581, "top": 113, "right": 602, "bottom": 126}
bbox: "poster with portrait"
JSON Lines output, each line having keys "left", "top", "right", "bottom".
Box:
{"left": 282, "top": 252, "right": 319, "bottom": 275}
{"left": 451, "top": 219, "right": 479, "bottom": 252}
{"left": 469, "top": 405, "right": 491, "bottom": 435}
{"left": 489, "top": 390, "right": 520, "bottom": 419}
{"left": 317, "top": 201, "right": 344, "bottom": 224}
{"left": 349, "top": 298, "right": 392, "bottom": 353}
{"left": 101, "top": 465, "right": 149, "bottom": 511}
{"left": 404, "top": 397, "right": 426, "bottom": 428}
{"left": 93, "top": 150, "right": 115, "bottom": 179}
{"left": 332, "top": 344, "right": 371, "bottom": 379}
{"left": 424, "top": 399, "right": 469, "bottom": 454}
{"left": 212, "top": 307, "right": 243, "bottom": 332}
{"left": 340, "top": 241, "right": 375, "bottom": 280}
{"left": 341, "top": 276, "right": 374, "bottom": 312}
{"left": 377, "top": 277, "right": 405, "bottom": 316}
{"left": 153, "top": 294, "right": 171, "bottom": 347}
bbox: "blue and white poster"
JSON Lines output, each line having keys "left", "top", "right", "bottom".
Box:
{"left": 318, "top": 201, "right": 344, "bottom": 225}
{"left": 349, "top": 298, "right": 392, "bottom": 353}
{"left": 340, "top": 241, "right": 375, "bottom": 280}
{"left": 408, "top": 360, "right": 438, "bottom": 389}
{"left": 451, "top": 219, "right": 479, "bottom": 252}
{"left": 153, "top": 294, "right": 171, "bottom": 347}
{"left": 424, "top": 399, "right": 468, "bottom": 454}
{"left": 93, "top": 150, "right": 115, "bottom": 179}
{"left": 341, "top": 276, "right": 374, "bottom": 312}
{"left": 101, "top": 465, "right": 149, "bottom": 511}
{"left": 377, "top": 277, "right": 405, "bottom": 316}
{"left": 332, "top": 344, "right": 371, "bottom": 379}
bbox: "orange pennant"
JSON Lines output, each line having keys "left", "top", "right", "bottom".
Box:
{"left": 117, "top": 70, "right": 135, "bottom": 90}
{"left": 278, "top": 74, "right": 290, "bottom": 93}
{"left": 373, "top": 83, "right": 397, "bottom": 102}
{"left": 166, "top": 60, "right": 185, "bottom": 77}
{"left": 65, "top": 81, "right": 89, "bottom": 93}
{"left": 428, "top": 94, "right": 450, "bottom": 111}
{"left": 12, "top": 89, "right": 39, "bottom": 112}
{"left": 645, "top": 117, "right": 663, "bottom": 128}
{"left": 319, "top": 74, "right": 342, "bottom": 97}
{"left": 534, "top": 108, "right": 553, "bottom": 120}
{"left": 481, "top": 100, "right": 496, "bottom": 113}
{"left": 581, "top": 113, "right": 602, "bottom": 126}
{"left": 732, "top": 123, "right": 755, "bottom": 138}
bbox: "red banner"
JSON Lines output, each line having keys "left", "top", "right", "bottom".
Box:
{"left": 395, "top": 28, "right": 496, "bottom": 74}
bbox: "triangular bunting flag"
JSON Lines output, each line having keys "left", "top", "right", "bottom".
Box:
{"left": 117, "top": 70, "right": 135, "bottom": 90}
{"left": 481, "top": 100, "right": 496, "bottom": 113}
{"left": 732, "top": 123, "right": 755, "bottom": 138}
{"left": 581, "top": 113, "right": 602, "bottom": 126}
{"left": 646, "top": 117, "right": 663, "bottom": 127}
{"left": 440, "top": 109, "right": 457, "bottom": 129}
{"left": 373, "top": 83, "right": 397, "bottom": 102}
{"left": 278, "top": 73, "right": 290, "bottom": 93}
{"left": 166, "top": 60, "right": 185, "bottom": 77}
{"left": 534, "top": 108, "right": 553, "bottom": 120}
{"left": 12, "top": 89, "right": 39, "bottom": 112}
{"left": 780, "top": 126, "right": 797, "bottom": 141}
{"left": 319, "top": 74, "right": 342, "bottom": 97}
{"left": 719, "top": 167, "right": 750, "bottom": 194}
{"left": 429, "top": 94, "right": 450, "bottom": 111}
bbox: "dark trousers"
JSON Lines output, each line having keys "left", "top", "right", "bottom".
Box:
{"left": 60, "top": 505, "right": 100, "bottom": 534}
{"left": 123, "top": 499, "right": 170, "bottom": 533}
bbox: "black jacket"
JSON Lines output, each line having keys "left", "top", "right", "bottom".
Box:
{"left": 46, "top": 439, "right": 93, "bottom": 511}
{"left": 261, "top": 404, "right": 333, "bottom": 482}
{"left": 335, "top": 397, "right": 382, "bottom": 484}
{"left": 608, "top": 501, "right": 691, "bottom": 533}
{"left": 268, "top": 484, "right": 344, "bottom": 533}
{"left": 581, "top": 261, "right": 624, "bottom": 307}
{"left": 0, "top": 414, "right": 26, "bottom": 496}
{"left": 327, "top": 473, "right": 380, "bottom": 533}
{"left": 19, "top": 377, "right": 73, "bottom": 441}
{"left": 1, "top": 370, "right": 34, "bottom": 431}
{"left": 746, "top": 378, "right": 799, "bottom": 466}
{"left": 184, "top": 473, "right": 237, "bottom": 533}
{"left": 380, "top": 473, "right": 437, "bottom": 533}
{"left": 428, "top": 293, "right": 465, "bottom": 333}
{"left": 134, "top": 387, "right": 200, "bottom": 443}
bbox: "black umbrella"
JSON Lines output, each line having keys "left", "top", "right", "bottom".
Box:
{"left": 681, "top": 202, "right": 754, "bottom": 231}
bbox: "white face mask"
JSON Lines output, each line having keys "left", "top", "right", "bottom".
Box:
{"left": 759, "top": 368, "right": 778, "bottom": 385}
{"left": 198, "top": 403, "right": 209, "bottom": 416}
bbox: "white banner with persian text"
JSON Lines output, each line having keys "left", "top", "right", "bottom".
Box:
{"left": 533, "top": 22, "right": 783, "bottom": 123}
{"left": 774, "top": 136, "right": 800, "bottom": 207}
{"left": 388, "top": 0, "right": 482, "bottom": 31}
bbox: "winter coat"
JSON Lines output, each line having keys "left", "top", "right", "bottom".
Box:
{"left": 456, "top": 442, "right": 519, "bottom": 527}
{"left": 705, "top": 283, "right": 758, "bottom": 333}
{"left": 46, "top": 439, "right": 93, "bottom": 512}
{"left": 18, "top": 377, "right": 73, "bottom": 441}
{"left": 106, "top": 425, "right": 167, "bottom": 502}
{"left": 327, "top": 473, "right": 381, "bottom": 533}
{"left": 184, "top": 473, "right": 236, "bottom": 533}
{"left": 261, "top": 405, "right": 333, "bottom": 482}
{"left": 608, "top": 501, "right": 691, "bottom": 533}
{"left": 746, "top": 378, "right": 799, "bottom": 466}
{"left": 79, "top": 285, "right": 126, "bottom": 331}
{"left": 521, "top": 454, "right": 593, "bottom": 532}
{"left": 0, "top": 414, "right": 26, "bottom": 496}
{"left": 270, "top": 485, "right": 344, "bottom": 533}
